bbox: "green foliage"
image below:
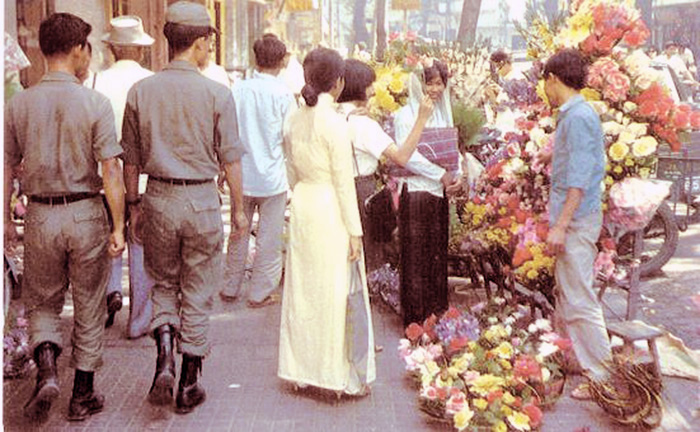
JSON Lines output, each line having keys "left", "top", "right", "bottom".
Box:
{"left": 451, "top": 99, "right": 486, "bottom": 153}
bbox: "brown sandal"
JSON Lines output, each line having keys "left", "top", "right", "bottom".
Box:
{"left": 247, "top": 294, "right": 280, "bottom": 309}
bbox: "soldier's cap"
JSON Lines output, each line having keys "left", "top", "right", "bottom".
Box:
{"left": 166, "top": 1, "right": 215, "bottom": 30}
{"left": 102, "top": 15, "right": 154, "bottom": 46}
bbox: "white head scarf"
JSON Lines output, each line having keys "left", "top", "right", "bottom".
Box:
{"left": 404, "top": 62, "right": 454, "bottom": 128}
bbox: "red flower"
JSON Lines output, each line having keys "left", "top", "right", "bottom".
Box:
{"left": 448, "top": 337, "right": 469, "bottom": 354}
{"left": 512, "top": 396, "right": 523, "bottom": 409}
{"left": 623, "top": 19, "right": 650, "bottom": 47}
{"left": 535, "top": 223, "right": 549, "bottom": 241}
{"left": 388, "top": 32, "right": 400, "bottom": 43}
{"left": 436, "top": 386, "right": 448, "bottom": 401}
{"left": 601, "top": 237, "right": 616, "bottom": 251}
{"left": 515, "top": 209, "right": 528, "bottom": 224}
{"left": 507, "top": 196, "right": 520, "bottom": 211}
{"left": 405, "top": 323, "right": 424, "bottom": 342}
{"left": 673, "top": 110, "right": 690, "bottom": 129}
{"left": 487, "top": 390, "right": 504, "bottom": 403}
{"left": 513, "top": 247, "right": 533, "bottom": 267}
{"left": 691, "top": 111, "right": 700, "bottom": 129}
{"left": 554, "top": 337, "right": 573, "bottom": 351}
{"left": 497, "top": 217, "right": 512, "bottom": 229}
{"left": 444, "top": 306, "right": 461, "bottom": 319}
{"left": 523, "top": 403, "right": 543, "bottom": 428}
{"left": 423, "top": 314, "right": 438, "bottom": 339}
{"left": 514, "top": 355, "right": 542, "bottom": 381}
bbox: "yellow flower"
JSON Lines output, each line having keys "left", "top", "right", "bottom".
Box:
{"left": 493, "top": 421, "right": 508, "bottom": 432}
{"left": 388, "top": 76, "right": 405, "bottom": 94}
{"left": 526, "top": 269, "right": 539, "bottom": 280}
{"left": 609, "top": 141, "right": 629, "bottom": 162}
{"left": 613, "top": 166, "right": 623, "bottom": 174}
{"left": 501, "top": 405, "right": 513, "bottom": 416}
{"left": 473, "top": 398, "right": 488, "bottom": 410}
{"left": 495, "top": 342, "right": 514, "bottom": 359}
{"left": 561, "top": 11, "right": 593, "bottom": 45}
{"left": 453, "top": 406, "right": 475, "bottom": 431}
{"left": 536, "top": 80, "right": 549, "bottom": 106}
{"left": 499, "top": 359, "right": 512, "bottom": 370}
{"left": 508, "top": 411, "right": 532, "bottom": 431}
{"left": 470, "top": 374, "right": 505, "bottom": 395}
{"left": 624, "top": 158, "right": 634, "bottom": 167}
{"left": 604, "top": 176, "right": 614, "bottom": 186}
{"left": 502, "top": 391, "right": 516, "bottom": 405}
{"left": 640, "top": 167, "right": 651, "bottom": 178}
{"left": 632, "top": 135, "right": 658, "bottom": 157}
{"left": 580, "top": 88, "right": 601, "bottom": 101}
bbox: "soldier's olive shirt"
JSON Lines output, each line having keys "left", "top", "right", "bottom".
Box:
{"left": 121, "top": 60, "right": 243, "bottom": 179}
{"left": 4, "top": 72, "right": 122, "bottom": 196}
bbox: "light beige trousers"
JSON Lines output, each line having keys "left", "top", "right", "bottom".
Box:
{"left": 554, "top": 211, "right": 612, "bottom": 380}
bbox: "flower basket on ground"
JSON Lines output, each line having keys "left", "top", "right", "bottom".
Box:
{"left": 399, "top": 299, "right": 571, "bottom": 431}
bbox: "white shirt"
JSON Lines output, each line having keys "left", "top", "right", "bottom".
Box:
{"left": 232, "top": 71, "right": 295, "bottom": 196}
{"left": 91, "top": 60, "right": 153, "bottom": 142}
{"left": 90, "top": 60, "right": 153, "bottom": 193}
{"left": 340, "top": 103, "right": 394, "bottom": 176}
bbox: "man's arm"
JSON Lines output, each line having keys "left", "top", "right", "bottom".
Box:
{"left": 547, "top": 188, "right": 583, "bottom": 255}
{"left": 102, "top": 157, "right": 126, "bottom": 256}
{"left": 222, "top": 160, "right": 248, "bottom": 240}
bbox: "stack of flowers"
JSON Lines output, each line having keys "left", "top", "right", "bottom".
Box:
{"left": 367, "top": 64, "right": 409, "bottom": 123}
{"left": 399, "top": 299, "right": 571, "bottom": 431}
{"left": 452, "top": 0, "right": 700, "bottom": 296}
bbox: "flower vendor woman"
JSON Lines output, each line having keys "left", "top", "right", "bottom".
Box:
{"left": 337, "top": 59, "right": 434, "bottom": 272}
{"left": 393, "top": 60, "right": 462, "bottom": 327}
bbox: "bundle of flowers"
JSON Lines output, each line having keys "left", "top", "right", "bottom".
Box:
{"left": 399, "top": 299, "right": 571, "bottom": 431}
{"left": 4, "top": 305, "right": 32, "bottom": 379}
{"left": 456, "top": 116, "right": 557, "bottom": 296}
{"left": 367, "top": 64, "right": 410, "bottom": 122}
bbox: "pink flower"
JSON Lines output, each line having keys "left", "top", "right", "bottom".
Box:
{"left": 388, "top": 32, "right": 400, "bottom": 43}
{"left": 421, "top": 385, "right": 438, "bottom": 400}
{"left": 603, "top": 72, "right": 630, "bottom": 102}
{"left": 523, "top": 403, "right": 543, "bottom": 428}
{"left": 446, "top": 390, "right": 467, "bottom": 415}
{"left": 623, "top": 19, "right": 650, "bottom": 47}
{"left": 405, "top": 30, "right": 417, "bottom": 42}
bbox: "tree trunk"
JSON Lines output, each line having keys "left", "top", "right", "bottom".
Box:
{"left": 374, "top": 0, "right": 387, "bottom": 61}
{"left": 352, "top": 0, "right": 371, "bottom": 47}
{"left": 457, "top": 0, "right": 482, "bottom": 48}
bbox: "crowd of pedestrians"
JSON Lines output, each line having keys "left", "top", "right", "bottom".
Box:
{"left": 4, "top": 0, "right": 634, "bottom": 424}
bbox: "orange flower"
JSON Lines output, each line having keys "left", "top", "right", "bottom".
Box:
{"left": 513, "top": 247, "right": 533, "bottom": 267}
{"left": 405, "top": 323, "right": 424, "bottom": 342}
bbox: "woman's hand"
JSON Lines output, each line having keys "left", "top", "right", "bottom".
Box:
{"left": 416, "top": 95, "right": 435, "bottom": 121}
{"left": 349, "top": 236, "right": 362, "bottom": 261}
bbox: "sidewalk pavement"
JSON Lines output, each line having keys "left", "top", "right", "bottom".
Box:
{"left": 4, "top": 224, "right": 699, "bottom": 431}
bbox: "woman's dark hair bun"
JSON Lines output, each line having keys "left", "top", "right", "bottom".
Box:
{"left": 301, "top": 84, "right": 319, "bottom": 106}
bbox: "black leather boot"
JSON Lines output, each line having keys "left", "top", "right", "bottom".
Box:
{"left": 175, "top": 354, "right": 206, "bottom": 414}
{"left": 23, "top": 342, "right": 60, "bottom": 421}
{"left": 105, "top": 292, "right": 123, "bottom": 328}
{"left": 67, "top": 369, "right": 104, "bottom": 421}
{"left": 148, "top": 324, "right": 176, "bottom": 405}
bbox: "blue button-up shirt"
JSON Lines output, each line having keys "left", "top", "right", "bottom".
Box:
{"left": 232, "top": 71, "right": 295, "bottom": 197}
{"left": 549, "top": 94, "right": 605, "bottom": 226}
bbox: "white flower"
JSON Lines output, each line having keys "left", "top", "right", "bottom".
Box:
{"left": 504, "top": 316, "right": 516, "bottom": 326}
{"left": 528, "top": 323, "right": 538, "bottom": 333}
{"left": 505, "top": 325, "right": 513, "bottom": 336}
{"left": 494, "top": 297, "right": 506, "bottom": 305}
{"left": 602, "top": 121, "right": 624, "bottom": 136}
{"left": 535, "top": 318, "right": 552, "bottom": 332}
{"left": 589, "top": 101, "right": 610, "bottom": 116}
{"left": 623, "top": 101, "right": 638, "bottom": 114}
{"left": 617, "top": 131, "right": 635, "bottom": 144}
{"left": 538, "top": 341, "right": 559, "bottom": 357}
{"left": 627, "top": 122, "right": 648, "bottom": 138}
{"left": 488, "top": 316, "right": 499, "bottom": 324}
{"left": 541, "top": 367, "right": 551, "bottom": 383}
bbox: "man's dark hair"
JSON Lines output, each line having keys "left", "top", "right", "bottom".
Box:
{"left": 490, "top": 50, "right": 511, "bottom": 66}
{"left": 163, "top": 22, "right": 214, "bottom": 56}
{"left": 423, "top": 60, "right": 449, "bottom": 86}
{"left": 253, "top": 35, "right": 287, "bottom": 69}
{"left": 543, "top": 48, "right": 588, "bottom": 90}
{"left": 337, "top": 59, "right": 376, "bottom": 103}
{"left": 39, "top": 13, "right": 91, "bottom": 57}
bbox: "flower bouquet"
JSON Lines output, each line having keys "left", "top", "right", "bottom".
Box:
{"left": 399, "top": 299, "right": 571, "bottom": 431}
{"left": 605, "top": 177, "right": 671, "bottom": 238}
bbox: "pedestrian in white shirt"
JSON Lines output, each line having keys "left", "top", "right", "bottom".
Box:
{"left": 93, "top": 15, "right": 155, "bottom": 338}
{"left": 220, "top": 34, "right": 295, "bottom": 308}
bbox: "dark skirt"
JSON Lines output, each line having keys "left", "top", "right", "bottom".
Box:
{"left": 399, "top": 186, "right": 449, "bottom": 327}
{"left": 355, "top": 175, "right": 384, "bottom": 273}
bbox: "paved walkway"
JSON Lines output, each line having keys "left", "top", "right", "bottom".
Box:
{"left": 4, "top": 223, "right": 699, "bottom": 431}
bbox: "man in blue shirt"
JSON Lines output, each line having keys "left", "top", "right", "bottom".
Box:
{"left": 544, "top": 48, "right": 612, "bottom": 400}
{"left": 220, "top": 34, "right": 295, "bottom": 308}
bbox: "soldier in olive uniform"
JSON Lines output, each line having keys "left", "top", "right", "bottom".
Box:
{"left": 4, "top": 13, "right": 126, "bottom": 422}
{"left": 121, "top": 1, "right": 247, "bottom": 414}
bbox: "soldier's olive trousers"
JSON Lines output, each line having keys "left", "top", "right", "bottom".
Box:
{"left": 142, "top": 180, "right": 223, "bottom": 357}
{"left": 24, "top": 197, "right": 110, "bottom": 371}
